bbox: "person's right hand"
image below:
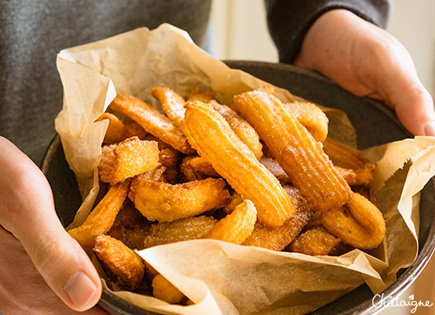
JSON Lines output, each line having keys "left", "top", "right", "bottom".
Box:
{"left": 294, "top": 9, "right": 435, "bottom": 137}
{"left": 0, "top": 137, "right": 107, "bottom": 314}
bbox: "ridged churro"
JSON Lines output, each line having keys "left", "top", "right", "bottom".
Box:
{"left": 181, "top": 101, "right": 295, "bottom": 227}
{"left": 234, "top": 91, "right": 351, "bottom": 212}
{"left": 110, "top": 93, "right": 194, "bottom": 154}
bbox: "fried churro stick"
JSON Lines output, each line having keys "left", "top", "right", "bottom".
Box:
{"left": 97, "top": 112, "right": 130, "bottom": 144}
{"left": 129, "top": 176, "right": 230, "bottom": 222}
{"left": 143, "top": 134, "right": 172, "bottom": 150}
{"left": 151, "top": 87, "right": 186, "bottom": 126}
{"left": 152, "top": 274, "right": 185, "bottom": 304}
{"left": 181, "top": 99, "right": 265, "bottom": 174}
{"left": 209, "top": 100, "right": 263, "bottom": 160}
{"left": 321, "top": 192, "right": 385, "bottom": 249}
{"left": 143, "top": 216, "right": 217, "bottom": 248}
{"left": 323, "top": 138, "right": 368, "bottom": 169}
{"left": 234, "top": 91, "right": 351, "bottom": 212}
{"left": 97, "top": 113, "right": 147, "bottom": 144}
{"left": 204, "top": 200, "right": 257, "bottom": 244}
{"left": 110, "top": 93, "right": 194, "bottom": 154}
{"left": 181, "top": 101, "right": 295, "bottom": 227}
{"left": 323, "top": 137, "right": 376, "bottom": 186}
{"left": 284, "top": 101, "right": 328, "bottom": 143}
{"left": 243, "top": 186, "right": 313, "bottom": 251}
{"left": 94, "top": 235, "right": 144, "bottom": 291}
{"left": 188, "top": 88, "right": 215, "bottom": 103}
{"left": 98, "top": 137, "right": 160, "bottom": 185}
{"left": 68, "top": 181, "right": 130, "bottom": 249}
{"left": 289, "top": 226, "right": 341, "bottom": 256}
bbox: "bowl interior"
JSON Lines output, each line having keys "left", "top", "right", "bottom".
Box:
{"left": 42, "top": 61, "right": 435, "bottom": 315}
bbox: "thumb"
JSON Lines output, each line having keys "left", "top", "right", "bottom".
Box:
{"left": 365, "top": 30, "right": 435, "bottom": 137}
{"left": 0, "top": 137, "right": 102, "bottom": 311}
{"left": 388, "top": 79, "right": 435, "bottom": 137}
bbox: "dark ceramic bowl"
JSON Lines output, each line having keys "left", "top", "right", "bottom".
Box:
{"left": 41, "top": 61, "right": 435, "bottom": 315}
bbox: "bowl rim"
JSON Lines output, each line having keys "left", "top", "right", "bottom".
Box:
{"left": 41, "top": 60, "right": 435, "bottom": 315}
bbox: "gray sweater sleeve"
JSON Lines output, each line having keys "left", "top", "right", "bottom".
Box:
{"left": 265, "top": 0, "right": 391, "bottom": 63}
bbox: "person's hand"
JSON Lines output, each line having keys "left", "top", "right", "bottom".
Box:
{"left": 0, "top": 137, "right": 106, "bottom": 314}
{"left": 294, "top": 9, "right": 435, "bottom": 137}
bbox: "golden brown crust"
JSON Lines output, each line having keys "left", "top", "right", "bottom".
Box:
{"left": 94, "top": 235, "right": 144, "bottom": 291}
{"left": 243, "top": 186, "right": 313, "bottom": 251}
{"left": 110, "top": 93, "right": 194, "bottom": 154}
{"left": 97, "top": 112, "right": 131, "bottom": 144}
{"left": 129, "top": 176, "right": 230, "bottom": 222}
{"left": 204, "top": 200, "right": 257, "bottom": 244}
{"left": 321, "top": 193, "right": 386, "bottom": 249}
{"left": 187, "top": 88, "right": 215, "bottom": 103}
{"left": 209, "top": 100, "right": 263, "bottom": 160}
{"left": 138, "top": 165, "right": 167, "bottom": 183}
{"left": 98, "top": 137, "right": 160, "bottom": 185}
{"left": 152, "top": 274, "right": 185, "bottom": 304}
{"left": 181, "top": 101, "right": 295, "bottom": 227}
{"left": 284, "top": 101, "right": 328, "bottom": 143}
{"left": 151, "top": 87, "right": 186, "bottom": 126}
{"left": 143, "top": 216, "right": 217, "bottom": 248}
{"left": 68, "top": 181, "right": 130, "bottom": 249}
{"left": 289, "top": 226, "right": 341, "bottom": 256}
{"left": 234, "top": 91, "right": 351, "bottom": 212}
{"left": 323, "top": 137, "right": 376, "bottom": 186}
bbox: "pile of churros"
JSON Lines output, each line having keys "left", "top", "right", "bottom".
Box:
{"left": 68, "top": 85, "right": 385, "bottom": 304}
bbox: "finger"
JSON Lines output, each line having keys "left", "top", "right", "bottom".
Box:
{"left": 350, "top": 19, "right": 435, "bottom": 136}
{"left": 293, "top": 10, "right": 435, "bottom": 137}
{"left": 0, "top": 137, "right": 102, "bottom": 311}
{"left": 382, "top": 74, "right": 435, "bottom": 136}
{"left": 0, "top": 226, "right": 108, "bottom": 315}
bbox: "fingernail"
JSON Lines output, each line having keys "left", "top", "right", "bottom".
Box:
{"left": 423, "top": 120, "right": 435, "bottom": 136}
{"left": 64, "top": 271, "right": 97, "bottom": 310}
